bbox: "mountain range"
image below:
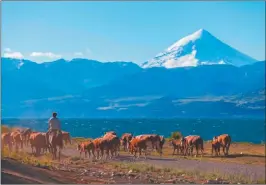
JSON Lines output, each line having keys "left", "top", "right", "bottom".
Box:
{"left": 1, "top": 29, "right": 265, "bottom": 118}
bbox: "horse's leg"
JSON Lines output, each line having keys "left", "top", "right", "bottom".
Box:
{"left": 108, "top": 149, "right": 111, "bottom": 160}
{"left": 38, "top": 147, "right": 42, "bottom": 156}
{"left": 58, "top": 147, "right": 61, "bottom": 161}
{"left": 116, "top": 146, "right": 119, "bottom": 157}
{"left": 96, "top": 150, "right": 99, "bottom": 160}
{"left": 8, "top": 142, "right": 11, "bottom": 153}
{"left": 20, "top": 141, "right": 23, "bottom": 151}
{"left": 110, "top": 149, "right": 113, "bottom": 159}
{"left": 54, "top": 146, "right": 57, "bottom": 160}
{"left": 195, "top": 145, "right": 199, "bottom": 157}
{"left": 1, "top": 141, "right": 4, "bottom": 151}
{"left": 88, "top": 150, "right": 91, "bottom": 159}
{"left": 222, "top": 146, "right": 226, "bottom": 156}
{"left": 51, "top": 147, "right": 54, "bottom": 160}
{"left": 138, "top": 148, "right": 141, "bottom": 159}
{"left": 144, "top": 147, "right": 148, "bottom": 160}
{"left": 91, "top": 149, "right": 95, "bottom": 160}
{"left": 15, "top": 142, "right": 19, "bottom": 152}
{"left": 100, "top": 149, "right": 104, "bottom": 160}
{"left": 159, "top": 144, "right": 163, "bottom": 157}
{"left": 106, "top": 149, "right": 109, "bottom": 160}
{"left": 36, "top": 147, "right": 39, "bottom": 156}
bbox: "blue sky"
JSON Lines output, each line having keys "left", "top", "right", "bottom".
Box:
{"left": 2, "top": 1, "right": 265, "bottom": 64}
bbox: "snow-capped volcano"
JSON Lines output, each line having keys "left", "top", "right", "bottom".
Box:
{"left": 142, "top": 29, "right": 258, "bottom": 68}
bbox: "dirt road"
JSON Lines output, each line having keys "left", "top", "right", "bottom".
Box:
{"left": 2, "top": 145, "right": 265, "bottom": 184}
{"left": 62, "top": 147, "right": 265, "bottom": 181}
{"left": 1, "top": 158, "right": 73, "bottom": 184}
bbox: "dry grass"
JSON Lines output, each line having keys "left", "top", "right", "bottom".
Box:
{"left": 1, "top": 125, "right": 26, "bottom": 134}
{"left": 108, "top": 161, "right": 265, "bottom": 184}
{"left": 1, "top": 125, "right": 53, "bottom": 168}
{"left": 72, "top": 137, "right": 93, "bottom": 143}
{"left": 1, "top": 146, "right": 52, "bottom": 168}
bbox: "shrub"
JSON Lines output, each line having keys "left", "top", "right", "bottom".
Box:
{"left": 170, "top": 131, "right": 182, "bottom": 140}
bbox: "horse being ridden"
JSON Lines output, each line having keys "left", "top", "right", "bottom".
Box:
{"left": 46, "top": 112, "right": 63, "bottom": 160}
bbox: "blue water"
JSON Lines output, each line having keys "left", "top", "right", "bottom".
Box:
{"left": 2, "top": 118, "right": 265, "bottom": 144}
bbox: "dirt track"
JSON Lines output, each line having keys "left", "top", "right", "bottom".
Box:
{"left": 1, "top": 145, "right": 265, "bottom": 184}
{"left": 62, "top": 147, "right": 266, "bottom": 181}
{"left": 1, "top": 158, "right": 73, "bottom": 184}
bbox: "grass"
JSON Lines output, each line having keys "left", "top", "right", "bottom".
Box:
{"left": 72, "top": 137, "right": 93, "bottom": 143}
{"left": 108, "top": 161, "right": 265, "bottom": 184}
{"left": 1, "top": 146, "right": 52, "bottom": 168}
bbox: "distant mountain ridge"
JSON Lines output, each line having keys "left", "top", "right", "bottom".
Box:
{"left": 1, "top": 56, "right": 265, "bottom": 118}
{"left": 142, "top": 29, "right": 258, "bottom": 68}
{"left": 1, "top": 57, "right": 141, "bottom": 104}
{"left": 1, "top": 28, "right": 265, "bottom": 119}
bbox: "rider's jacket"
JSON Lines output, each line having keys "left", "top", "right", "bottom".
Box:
{"left": 48, "top": 117, "right": 61, "bottom": 130}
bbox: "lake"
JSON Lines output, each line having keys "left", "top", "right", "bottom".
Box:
{"left": 1, "top": 118, "right": 265, "bottom": 144}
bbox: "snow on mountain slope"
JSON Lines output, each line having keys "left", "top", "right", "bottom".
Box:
{"left": 142, "top": 29, "right": 258, "bottom": 68}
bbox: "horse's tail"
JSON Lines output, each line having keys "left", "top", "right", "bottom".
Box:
{"left": 225, "top": 135, "right": 231, "bottom": 155}
{"left": 227, "top": 135, "right": 231, "bottom": 148}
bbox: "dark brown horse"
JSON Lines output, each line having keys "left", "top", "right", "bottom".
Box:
{"left": 47, "top": 131, "right": 63, "bottom": 161}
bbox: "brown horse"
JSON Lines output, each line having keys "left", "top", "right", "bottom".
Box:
{"left": 180, "top": 135, "right": 204, "bottom": 157}
{"left": 29, "top": 132, "right": 47, "bottom": 156}
{"left": 212, "top": 134, "right": 231, "bottom": 156}
{"left": 20, "top": 128, "right": 32, "bottom": 147}
{"left": 10, "top": 131, "right": 23, "bottom": 152}
{"left": 62, "top": 131, "right": 72, "bottom": 146}
{"left": 211, "top": 139, "right": 221, "bottom": 156}
{"left": 47, "top": 131, "right": 63, "bottom": 161}
{"left": 120, "top": 133, "right": 133, "bottom": 152}
{"left": 2, "top": 132, "right": 13, "bottom": 152}
{"left": 170, "top": 139, "right": 183, "bottom": 155}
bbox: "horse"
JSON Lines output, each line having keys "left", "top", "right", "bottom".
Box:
{"left": 20, "top": 128, "right": 32, "bottom": 147}
{"left": 47, "top": 130, "right": 63, "bottom": 161}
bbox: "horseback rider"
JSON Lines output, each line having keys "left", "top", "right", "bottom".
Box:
{"left": 46, "top": 112, "right": 62, "bottom": 145}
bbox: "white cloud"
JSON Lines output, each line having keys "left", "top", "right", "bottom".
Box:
{"left": 74, "top": 52, "right": 83, "bottom": 56}
{"left": 30, "top": 52, "right": 62, "bottom": 59}
{"left": 3, "top": 48, "right": 24, "bottom": 59}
